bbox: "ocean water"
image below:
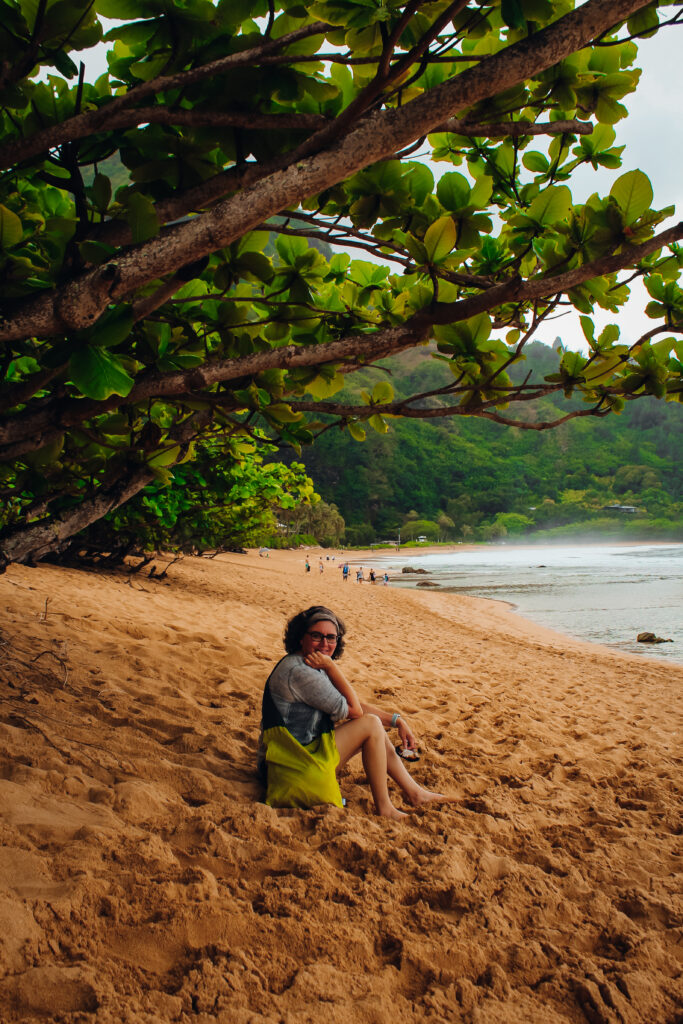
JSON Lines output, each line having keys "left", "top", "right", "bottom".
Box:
{"left": 366, "top": 543, "right": 682, "bottom": 663}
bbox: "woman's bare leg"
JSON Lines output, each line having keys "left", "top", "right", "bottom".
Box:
{"left": 334, "top": 716, "right": 407, "bottom": 820}
{"left": 383, "top": 734, "right": 454, "bottom": 806}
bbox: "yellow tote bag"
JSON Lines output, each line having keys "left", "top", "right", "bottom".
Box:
{"left": 262, "top": 681, "right": 343, "bottom": 809}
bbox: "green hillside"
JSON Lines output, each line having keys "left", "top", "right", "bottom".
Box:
{"left": 283, "top": 341, "right": 682, "bottom": 544}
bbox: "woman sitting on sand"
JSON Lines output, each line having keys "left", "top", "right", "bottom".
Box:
{"left": 259, "top": 605, "right": 447, "bottom": 820}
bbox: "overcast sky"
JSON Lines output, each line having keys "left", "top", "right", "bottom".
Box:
{"left": 77, "top": 19, "right": 681, "bottom": 353}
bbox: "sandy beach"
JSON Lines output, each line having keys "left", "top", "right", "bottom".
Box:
{"left": 0, "top": 548, "right": 681, "bottom": 1023}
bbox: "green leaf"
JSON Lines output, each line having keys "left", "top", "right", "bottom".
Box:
{"left": 237, "top": 252, "right": 273, "bottom": 283}
{"left": 597, "top": 323, "right": 620, "bottom": 347}
{"left": 526, "top": 186, "right": 573, "bottom": 226}
{"left": 626, "top": 4, "right": 659, "bottom": 38}
{"left": 560, "top": 351, "right": 587, "bottom": 378}
{"left": 437, "top": 172, "right": 471, "bottom": 212}
{"left": 304, "top": 372, "right": 345, "bottom": 399}
{"left": 468, "top": 175, "right": 493, "bottom": 209}
{"left": 99, "top": 414, "right": 131, "bottom": 436}
{"left": 404, "top": 161, "right": 435, "bottom": 205}
{"left": 148, "top": 445, "right": 181, "bottom": 468}
{"left": 52, "top": 50, "right": 79, "bottom": 78}
{"left": 24, "top": 433, "right": 65, "bottom": 467}
{"left": 501, "top": 0, "right": 526, "bottom": 29}
{"left": 610, "top": 169, "right": 653, "bottom": 225}
{"left": 346, "top": 419, "right": 366, "bottom": 442}
{"left": 88, "top": 306, "right": 134, "bottom": 349}
{"left": 371, "top": 380, "right": 394, "bottom": 404}
{"left": 644, "top": 274, "right": 665, "bottom": 301}
{"left": 92, "top": 173, "right": 112, "bottom": 211}
{"left": 0, "top": 205, "right": 22, "bottom": 248}
{"left": 580, "top": 316, "right": 595, "bottom": 344}
{"left": 468, "top": 313, "right": 492, "bottom": 347}
{"left": 125, "top": 192, "right": 159, "bottom": 243}
{"left": 79, "top": 240, "right": 116, "bottom": 265}
{"left": 522, "top": 151, "right": 550, "bottom": 174}
{"left": 424, "top": 216, "right": 456, "bottom": 262}
{"left": 149, "top": 465, "right": 174, "bottom": 486}
{"left": 129, "top": 55, "right": 168, "bottom": 82}
{"left": 69, "top": 347, "right": 135, "bottom": 400}
{"left": 583, "top": 354, "right": 625, "bottom": 385}
{"left": 238, "top": 230, "right": 271, "bottom": 255}
{"left": 266, "top": 403, "right": 304, "bottom": 423}
{"left": 403, "top": 234, "right": 428, "bottom": 264}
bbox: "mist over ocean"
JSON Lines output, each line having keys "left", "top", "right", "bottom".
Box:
{"left": 368, "top": 543, "right": 682, "bottom": 663}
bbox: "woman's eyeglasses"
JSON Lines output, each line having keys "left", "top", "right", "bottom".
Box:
{"left": 307, "top": 630, "right": 339, "bottom": 644}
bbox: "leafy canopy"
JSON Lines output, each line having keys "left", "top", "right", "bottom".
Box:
{"left": 76, "top": 437, "right": 318, "bottom": 557}
{"left": 0, "top": 0, "right": 681, "bottom": 567}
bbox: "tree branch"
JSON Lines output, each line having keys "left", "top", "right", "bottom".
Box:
{"left": 0, "top": 463, "right": 155, "bottom": 568}
{"left": 0, "top": 409, "right": 212, "bottom": 568}
{"left": 130, "top": 276, "right": 190, "bottom": 325}
{"left": 435, "top": 117, "right": 594, "bottom": 136}
{"left": 427, "top": 221, "right": 683, "bottom": 326}
{"left": 0, "top": 108, "right": 329, "bottom": 172}
{"left": 378, "top": 0, "right": 428, "bottom": 79}
{"left": 289, "top": 0, "right": 472, "bottom": 164}
{"left": 0, "top": 0, "right": 655, "bottom": 344}
{"left": 0, "top": 22, "right": 332, "bottom": 173}
{"left": 474, "top": 405, "right": 613, "bottom": 430}
{"left": 273, "top": 214, "right": 492, "bottom": 287}
{"left": 87, "top": 155, "right": 292, "bottom": 252}
{"left": 0, "top": 363, "right": 69, "bottom": 415}
{"left": 280, "top": 393, "right": 616, "bottom": 429}
{"left": 1, "top": 219, "right": 680, "bottom": 457}
{"left": 0, "top": 0, "right": 47, "bottom": 94}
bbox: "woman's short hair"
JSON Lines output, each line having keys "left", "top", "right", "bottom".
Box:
{"left": 284, "top": 605, "right": 346, "bottom": 660}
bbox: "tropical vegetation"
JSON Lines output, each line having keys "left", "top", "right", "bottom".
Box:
{"left": 69, "top": 436, "right": 319, "bottom": 560}
{"left": 289, "top": 341, "right": 681, "bottom": 544}
{"left": 1, "top": 0, "right": 682, "bottom": 567}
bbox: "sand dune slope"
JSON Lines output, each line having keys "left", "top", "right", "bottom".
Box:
{"left": 0, "top": 550, "right": 681, "bottom": 1023}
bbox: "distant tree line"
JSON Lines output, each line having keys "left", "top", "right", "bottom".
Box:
{"left": 285, "top": 342, "right": 682, "bottom": 545}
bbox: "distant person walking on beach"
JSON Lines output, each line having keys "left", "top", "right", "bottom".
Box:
{"left": 305, "top": 559, "right": 310, "bottom": 573}
{"left": 342, "top": 563, "right": 349, "bottom": 582}
{"left": 356, "top": 567, "right": 364, "bottom": 583}
{"left": 319, "top": 558, "right": 324, "bottom": 574}
{"left": 369, "top": 568, "right": 376, "bottom": 583}
{"left": 383, "top": 572, "right": 389, "bottom": 586}
{"left": 258, "top": 606, "right": 449, "bottom": 818}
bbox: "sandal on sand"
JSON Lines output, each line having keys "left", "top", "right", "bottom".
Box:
{"left": 396, "top": 744, "right": 420, "bottom": 762}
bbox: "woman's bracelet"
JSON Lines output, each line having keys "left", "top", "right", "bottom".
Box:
{"left": 390, "top": 713, "right": 401, "bottom": 728}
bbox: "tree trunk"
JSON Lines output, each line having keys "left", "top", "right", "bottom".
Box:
{"left": 0, "top": 467, "right": 154, "bottom": 570}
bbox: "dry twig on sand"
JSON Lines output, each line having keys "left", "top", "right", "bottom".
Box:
{"left": 30, "top": 649, "right": 69, "bottom": 688}
{"left": 149, "top": 555, "right": 183, "bottom": 581}
{"left": 0, "top": 629, "right": 70, "bottom": 691}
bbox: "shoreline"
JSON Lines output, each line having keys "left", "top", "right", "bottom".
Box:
{"left": 296, "top": 541, "right": 681, "bottom": 665}
{"left": 335, "top": 537, "right": 679, "bottom": 560}
{"left": 1, "top": 552, "right": 681, "bottom": 1022}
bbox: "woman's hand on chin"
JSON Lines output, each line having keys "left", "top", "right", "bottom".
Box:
{"left": 303, "top": 651, "right": 334, "bottom": 670}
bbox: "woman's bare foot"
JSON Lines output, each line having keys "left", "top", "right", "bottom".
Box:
{"left": 377, "top": 802, "right": 409, "bottom": 820}
{"left": 406, "top": 786, "right": 458, "bottom": 807}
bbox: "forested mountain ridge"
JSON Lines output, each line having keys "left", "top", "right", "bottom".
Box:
{"left": 284, "top": 341, "right": 682, "bottom": 544}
